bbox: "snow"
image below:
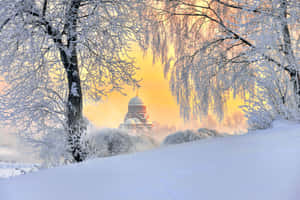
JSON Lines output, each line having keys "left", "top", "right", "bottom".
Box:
{"left": 0, "top": 163, "right": 39, "bottom": 179}
{"left": 1, "top": 120, "right": 300, "bottom": 200}
{"left": 71, "top": 82, "right": 79, "bottom": 97}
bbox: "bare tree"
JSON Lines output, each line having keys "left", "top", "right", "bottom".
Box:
{"left": 0, "top": 0, "right": 145, "bottom": 162}
{"left": 145, "top": 0, "right": 300, "bottom": 122}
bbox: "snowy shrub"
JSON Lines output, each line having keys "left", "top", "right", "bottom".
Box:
{"left": 34, "top": 122, "right": 158, "bottom": 166}
{"left": 245, "top": 108, "right": 274, "bottom": 130}
{"left": 33, "top": 118, "right": 89, "bottom": 167}
{"left": 86, "top": 129, "right": 157, "bottom": 158}
{"left": 243, "top": 66, "right": 300, "bottom": 130}
{"left": 197, "top": 128, "right": 221, "bottom": 137}
{"left": 36, "top": 128, "right": 73, "bottom": 167}
{"left": 163, "top": 129, "right": 223, "bottom": 145}
{"left": 163, "top": 130, "right": 203, "bottom": 145}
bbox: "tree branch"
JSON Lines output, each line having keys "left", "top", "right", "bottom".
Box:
{"left": 0, "top": 13, "right": 18, "bottom": 32}
{"left": 23, "top": 8, "right": 64, "bottom": 49}
{"left": 42, "top": 0, "right": 48, "bottom": 17}
{"left": 167, "top": 8, "right": 287, "bottom": 73}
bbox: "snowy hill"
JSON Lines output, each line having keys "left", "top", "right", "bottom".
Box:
{"left": 1, "top": 120, "right": 300, "bottom": 200}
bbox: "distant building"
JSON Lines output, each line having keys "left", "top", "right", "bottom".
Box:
{"left": 119, "top": 96, "right": 152, "bottom": 132}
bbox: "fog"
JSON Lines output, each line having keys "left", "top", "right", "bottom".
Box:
{"left": 0, "top": 128, "right": 38, "bottom": 163}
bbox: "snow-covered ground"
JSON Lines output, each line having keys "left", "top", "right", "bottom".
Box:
{"left": 1, "top": 120, "right": 300, "bottom": 200}
{"left": 0, "top": 162, "right": 39, "bottom": 179}
{"left": 0, "top": 129, "right": 39, "bottom": 179}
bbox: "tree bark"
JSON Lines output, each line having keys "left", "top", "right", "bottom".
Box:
{"left": 60, "top": 0, "right": 86, "bottom": 162}
{"left": 66, "top": 55, "right": 85, "bottom": 162}
{"left": 58, "top": 47, "right": 85, "bottom": 162}
{"left": 280, "top": 0, "right": 300, "bottom": 106}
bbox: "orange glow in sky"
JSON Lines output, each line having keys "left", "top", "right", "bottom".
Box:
{"left": 83, "top": 47, "right": 247, "bottom": 134}
{"left": 84, "top": 48, "right": 182, "bottom": 128}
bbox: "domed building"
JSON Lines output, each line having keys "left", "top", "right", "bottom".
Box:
{"left": 119, "top": 96, "right": 152, "bottom": 132}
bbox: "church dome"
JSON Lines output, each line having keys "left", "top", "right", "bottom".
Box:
{"left": 124, "top": 118, "right": 142, "bottom": 125}
{"left": 124, "top": 118, "right": 135, "bottom": 125}
{"left": 128, "top": 96, "right": 144, "bottom": 106}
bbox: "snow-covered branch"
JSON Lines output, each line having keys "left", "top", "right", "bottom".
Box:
{"left": 145, "top": 0, "right": 300, "bottom": 122}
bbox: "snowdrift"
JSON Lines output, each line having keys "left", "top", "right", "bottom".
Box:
{"left": 1, "top": 120, "right": 300, "bottom": 200}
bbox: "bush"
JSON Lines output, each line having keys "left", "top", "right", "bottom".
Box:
{"left": 243, "top": 65, "right": 300, "bottom": 130}
{"left": 36, "top": 128, "right": 73, "bottom": 167}
{"left": 163, "top": 128, "right": 223, "bottom": 145}
{"left": 86, "top": 128, "right": 157, "bottom": 158}
{"left": 246, "top": 109, "right": 274, "bottom": 130}
{"left": 197, "top": 128, "right": 220, "bottom": 137}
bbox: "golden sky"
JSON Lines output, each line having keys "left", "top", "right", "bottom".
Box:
{"left": 83, "top": 47, "right": 247, "bottom": 134}
{"left": 84, "top": 47, "right": 182, "bottom": 128}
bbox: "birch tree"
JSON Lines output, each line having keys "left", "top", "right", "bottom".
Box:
{"left": 0, "top": 0, "right": 145, "bottom": 162}
{"left": 145, "top": 0, "right": 300, "bottom": 123}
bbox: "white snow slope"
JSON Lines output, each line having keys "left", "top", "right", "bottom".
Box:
{"left": 1, "top": 120, "right": 300, "bottom": 200}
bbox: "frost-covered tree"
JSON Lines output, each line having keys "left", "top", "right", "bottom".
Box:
{"left": 0, "top": 0, "right": 145, "bottom": 162}
{"left": 145, "top": 0, "right": 300, "bottom": 122}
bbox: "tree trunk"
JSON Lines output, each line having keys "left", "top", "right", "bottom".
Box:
{"left": 289, "top": 72, "right": 300, "bottom": 107}
{"left": 60, "top": 0, "right": 86, "bottom": 162}
{"left": 66, "top": 55, "right": 85, "bottom": 162}
{"left": 59, "top": 47, "right": 85, "bottom": 162}
{"left": 280, "top": 0, "right": 300, "bottom": 107}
